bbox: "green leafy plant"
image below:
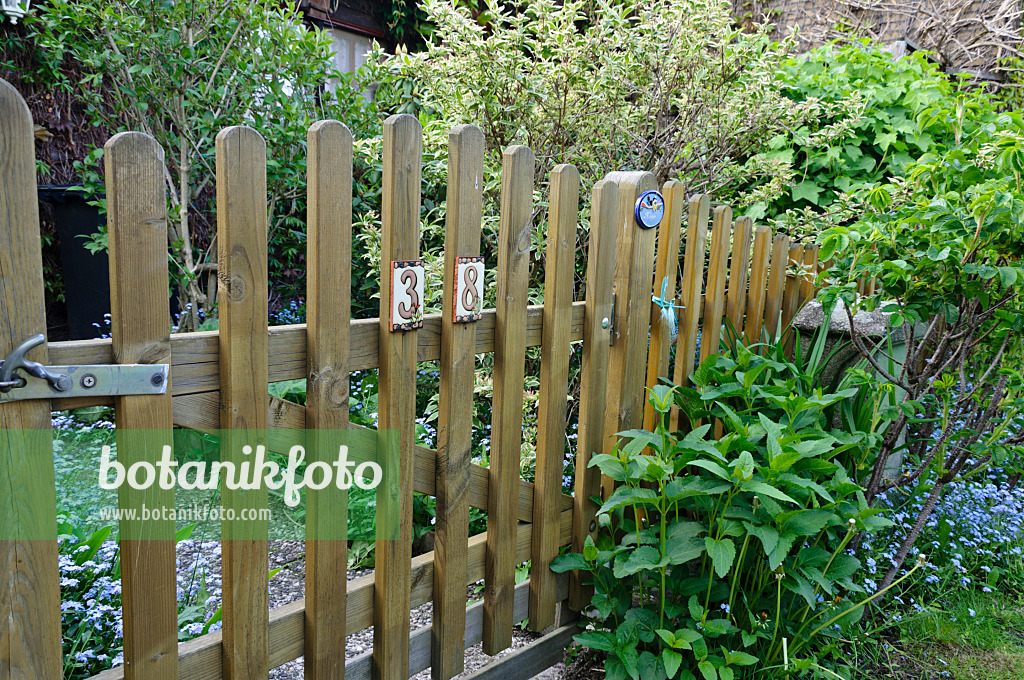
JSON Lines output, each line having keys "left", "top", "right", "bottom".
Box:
{"left": 552, "top": 339, "right": 922, "bottom": 679}
{"left": 726, "top": 41, "right": 955, "bottom": 232}
{"left": 819, "top": 91, "right": 1024, "bottom": 591}
{"left": 27, "top": 0, "right": 370, "bottom": 329}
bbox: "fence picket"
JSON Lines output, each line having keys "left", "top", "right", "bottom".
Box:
{"left": 725, "top": 215, "right": 753, "bottom": 337}
{"left": 670, "top": 195, "right": 711, "bottom": 431}
{"left": 375, "top": 114, "right": 423, "bottom": 680}
{"left": 762, "top": 234, "right": 791, "bottom": 342}
{"left": 743, "top": 225, "right": 773, "bottom": 346}
{"left": 600, "top": 171, "right": 658, "bottom": 502}
{"left": 305, "top": 120, "right": 353, "bottom": 679}
{"left": 781, "top": 243, "right": 806, "bottom": 355}
{"left": 642, "top": 180, "right": 684, "bottom": 432}
{"left": 0, "top": 78, "right": 61, "bottom": 680}
{"left": 105, "top": 131, "right": 177, "bottom": 680}
{"left": 216, "top": 125, "right": 271, "bottom": 680}
{"left": 699, "top": 206, "right": 732, "bottom": 364}
{"left": 484, "top": 145, "right": 534, "bottom": 655}
{"left": 568, "top": 179, "right": 618, "bottom": 611}
{"left": 529, "top": 164, "right": 579, "bottom": 632}
{"left": 433, "top": 124, "right": 485, "bottom": 679}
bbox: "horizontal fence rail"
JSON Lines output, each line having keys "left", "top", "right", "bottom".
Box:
{"left": 0, "top": 75, "right": 822, "bottom": 680}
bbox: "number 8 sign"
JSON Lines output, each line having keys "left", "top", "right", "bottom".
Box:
{"left": 389, "top": 260, "right": 425, "bottom": 331}
{"left": 453, "top": 257, "right": 485, "bottom": 323}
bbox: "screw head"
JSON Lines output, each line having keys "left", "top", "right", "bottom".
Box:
{"left": 81, "top": 374, "right": 97, "bottom": 389}
{"left": 589, "top": 520, "right": 597, "bottom": 532}
{"left": 601, "top": 317, "right": 610, "bottom": 329}
{"left": 151, "top": 373, "right": 165, "bottom": 387}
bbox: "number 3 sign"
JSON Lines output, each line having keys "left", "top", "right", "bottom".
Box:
{"left": 389, "top": 260, "right": 425, "bottom": 331}
{"left": 453, "top": 257, "right": 484, "bottom": 323}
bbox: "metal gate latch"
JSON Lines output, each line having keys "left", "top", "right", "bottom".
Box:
{"left": 0, "top": 334, "right": 169, "bottom": 402}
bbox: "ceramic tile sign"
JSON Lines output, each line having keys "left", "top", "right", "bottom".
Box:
{"left": 453, "top": 256, "right": 485, "bottom": 323}
{"left": 389, "top": 260, "right": 425, "bottom": 331}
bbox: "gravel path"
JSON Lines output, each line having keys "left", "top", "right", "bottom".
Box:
{"left": 177, "top": 540, "right": 565, "bottom": 679}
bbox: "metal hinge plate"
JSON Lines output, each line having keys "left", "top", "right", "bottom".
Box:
{"left": 0, "top": 363, "right": 169, "bottom": 402}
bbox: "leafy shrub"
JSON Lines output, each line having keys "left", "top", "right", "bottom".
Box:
{"left": 552, "top": 340, "right": 917, "bottom": 679}
{"left": 819, "top": 89, "right": 1024, "bottom": 589}
{"left": 727, "top": 41, "right": 955, "bottom": 229}
{"left": 25, "top": 0, "right": 372, "bottom": 329}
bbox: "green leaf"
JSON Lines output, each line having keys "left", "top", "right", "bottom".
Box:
{"left": 551, "top": 553, "right": 590, "bottom": 573}
{"left": 616, "top": 546, "right": 666, "bottom": 577}
{"left": 619, "top": 646, "right": 640, "bottom": 680}
{"left": 583, "top": 535, "right": 599, "bottom": 562}
{"left": 691, "top": 459, "right": 733, "bottom": 481}
{"left": 704, "top": 537, "right": 736, "bottom": 578}
{"left": 575, "top": 630, "right": 617, "bottom": 652}
{"left": 732, "top": 451, "right": 755, "bottom": 481}
{"left": 698, "top": 659, "right": 717, "bottom": 680}
{"left": 740, "top": 480, "right": 797, "bottom": 505}
{"left": 598, "top": 486, "right": 658, "bottom": 514}
{"left": 663, "top": 649, "right": 683, "bottom": 679}
{"left": 742, "top": 522, "right": 779, "bottom": 556}
{"left": 724, "top": 650, "right": 758, "bottom": 666}
{"left": 792, "top": 180, "right": 822, "bottom": 205}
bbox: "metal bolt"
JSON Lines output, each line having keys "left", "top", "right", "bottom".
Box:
{"left": 601, "top": 317, "right": 610, "bottom": 329}
{"left": 589, "top": 520, "right": 597, "bottom": 532}
{"left": 151, "top": 373, "right": 164, "bottom": 386}
{"left": 81, "top": 374, "right": 97, "bottom": 389}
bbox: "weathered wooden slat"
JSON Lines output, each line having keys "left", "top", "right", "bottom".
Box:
{"left": 529, "top": 164, "right": 579, "bottom": 631}
{"left": 304, "top": 119, "right": 353, "bottom": 679}
{"left": 670, "top": 195, "right": 711, "bottom": 431}
{"left": 47, "top": 304, "right": 586, "bottom": 411}
{"left": 105, "top": 131, "right": 178, "bottom": 680}
{"left": 762, "top": 234, "right": 791, "bottom": 342}
{"left": 725, "top": 215, "right": 753, "bottom": 343}
{"left": 743, "top": 224, "right": 773, "bottom": 346}
{"left": 484, "top": 145, "right": 534, "bottom": 655}
{"left": 781, "top": 243, "right": 806, "bottom": 356}
{"left": 375, "top": 113, "right": 422, "bottom": 680}
{"left": 87, "top": 510, "right": 574, "bottom": 680}
{"left": 216, "top": 125, "right": 271, "bottom": 680}
{"left": 569, "top": 179, "right": 617, "bottom": 610}
{"left": 461, "top": 619, "right": 578, "bottom": 680}
{"left": 433, "top": 124, "right": 485, "bottom": 680}
{"left": 642, "top": 180, "right": 684, "bottom": 432}
{"left": 603, "top": 171, "right": 658, "bottom": 451}
{"left": 0, "top": 77, "right": 61, "bottom": 680}
{"left": 699, "top": 205, "right": 732, "bottom": 364}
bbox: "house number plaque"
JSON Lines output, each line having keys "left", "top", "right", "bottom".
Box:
{"left": 452, "top": 257, "right": 484, "bottom": 323}
{"left": 389, "top": 260, "right": 425, "bottom": 331}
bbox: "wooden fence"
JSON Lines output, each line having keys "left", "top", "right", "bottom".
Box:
{"left": 0, "top": 77, "right": 817, "bottom": 680}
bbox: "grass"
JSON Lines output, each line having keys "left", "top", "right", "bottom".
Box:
{"left": 873, "top": 589, "right": 1024, "bottom": 679}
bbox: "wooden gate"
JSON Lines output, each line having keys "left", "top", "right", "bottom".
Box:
{"left": 0, "top": 78, "right": 816, "bottom": 680}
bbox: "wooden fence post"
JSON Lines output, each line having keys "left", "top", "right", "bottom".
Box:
{"left": 670, "top": 195, "right": 710, "bottom": 431}
{"left": 781, "top": 243, "right": 806, "bottom": 356}
{"left": 0, "top": 76, "right": 61, "bottom": 680}
{"left": 433, "top": 124, "right": 485, "bottom": 679}
{"left": 375, "top": 113, "right": 422, "bottom": 680}
{"left": 568, "top": 179, "right": 618, "bottom": 611}
{"left": 600, "top": 171, "right": 658, "bottom": 490}
{"left": 105, "top": 131, "right": 177, "bottom": 680}
{"left": 216, "top": 125, "right": 270, "bottom": 680}
{"left": 642, "top": 180, "right": 684, "bottom": 433}
{"left": 529, "top": 163, "right": 579, "bottom": 632}
{"left": 483, "top": 145, "right": 534, "bottom": 655}
{"left": 305, "top": 119, "right": 353, "bottom": 680}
